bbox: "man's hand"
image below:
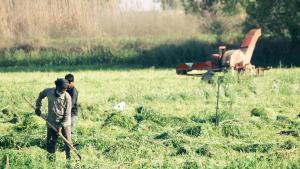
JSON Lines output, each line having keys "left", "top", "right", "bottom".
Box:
{"left": 57, "top": 127, "right": 62, "bottom": 133}
{"left": 35, "top": 108, "right": 41, "bottom": 116}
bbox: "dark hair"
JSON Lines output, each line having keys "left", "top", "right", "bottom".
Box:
{"left": 65, "top": 74, "right": 74, "bottom": 83}
{"left": 55, "top": 78, "right": 69, "bottom": 89}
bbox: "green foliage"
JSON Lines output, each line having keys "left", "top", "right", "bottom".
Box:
{"left": 181, "top": 0, "right": 237, "bottom": 15}
{"left": 0, "top": 112, "right": 20, "bottom": 124}
{"left": 0, "top": 133, "right": 19, "bottom": 149}
{"left": 221, "top": 120, "right": 247, "bottom": 138}
{"left": 14, "top": 113, "right": 41, "bottom": 132}
{"left": 209, "top": 111, "right": 236, "bottom": 124}
{"left": 154, "top": 132, "right": 172, "bottom": 140}
{"left": 183, "top": 161, "right": 199, "bottom": 169}
{"left": 134, "top": 106, "right": 165, "bottom": 126}
{"left": 224, "top": 154, "right": 300, "bottom": 169}
{"left": 161, "top": 0, "right": 182, "bottom": 9}
{"left": 196, "top": 144, "right": 213, "bottom": 157}
{"left": 232, "top": 143, "right": 275, "bottom": 153}
{"left": 251, "top": 108, "right": 268, "bottom": 118}
{"left": 0, "top": 0, "right": 299, "bottom": 69}
{"left": 210, "top": 20, "right": 225, "bottom": 43}
{"left": 168, "top": 138, "right": 188, "bottom": 149}
{"left": 1, "top": 108, "right": 10, "bottom": 115}
{"left": 176, "top": 145, "right": 191, "bottom": 155}
{"left": 0, "top": 39, "right": 216, "bottom": 67}
{"left": 276, "top": 115, "right": 291, "bottom": 123}
{"left": 0, "top": 132, "right": 44, "bottom": 149}
{"left": 280, "top": 140, "right": 297, "bottom": 150}
{"left": 245, "top": 0, "right": 300, "bottom": 42}
{"left": 191, "top": 115, "right": 207, "bottom": 123}
{"left": 182, "top": 0, "right": 300, "bottom": 42}
{"left": 135, "top": 106, "right": 190, "bottom": 127}
{"left": 103, "top": 139, "right": 140, "bottom": 161}
{"left": 0, "top": 37, "right": 299, "bottom": 68}
{"left": 78, "top": 103, "right": 104, "bottom": 121}
{"left": 182, "top": 125, "right": 202, "bottom": 137}
{"left": 103, "top": 112, "right": 135, "bottom": 129}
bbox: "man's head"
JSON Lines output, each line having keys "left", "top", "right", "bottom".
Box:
{"left": 54, "top": 78, "right": 69, "bottom": 93}
{"left": 65, "top": 74, "right": 74, "bottom": 88}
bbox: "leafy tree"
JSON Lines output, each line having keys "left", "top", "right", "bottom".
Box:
{"left": 161, "top": 0, "right": 182, "bottom": 9}
{"left": 181, "top": 0, "right": 300, "bottom": 42}
{"left": 245, "top": 0, "right": 300, "bottom": 42}
{"left": 180, "top": 0, "right": 245, "bottom": 15}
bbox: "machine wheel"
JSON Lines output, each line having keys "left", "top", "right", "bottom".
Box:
{"left": 176, "top": 70, "right": 187, "bottom": 75}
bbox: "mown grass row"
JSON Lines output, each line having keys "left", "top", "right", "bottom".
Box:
{"left": 0, "top": 69, "right": 299, "bottom": 168}
{"left": 0, "top": 106, "right": 299, "bottom": 168}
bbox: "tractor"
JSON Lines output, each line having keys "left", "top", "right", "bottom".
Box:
{"left": 176, "top": 28, "right": 262, "bottom": 75}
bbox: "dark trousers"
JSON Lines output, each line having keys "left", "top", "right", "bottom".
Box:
{"left": 46, "top": 126, "right": 71, "bottom": 160}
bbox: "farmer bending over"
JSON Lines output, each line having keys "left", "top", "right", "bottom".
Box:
{"left": 35, "top": 78, "right": 72, "bottom": 160}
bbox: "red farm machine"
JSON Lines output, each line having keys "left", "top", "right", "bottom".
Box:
{"left": 176, "top": 28, "right": 263, "bottom": 75}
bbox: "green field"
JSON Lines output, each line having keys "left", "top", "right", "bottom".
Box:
{"left": 0, "top": 68, "right": 299, "bottom": 168}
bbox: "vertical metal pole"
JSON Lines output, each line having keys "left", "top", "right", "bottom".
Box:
{"left": 215, "top": 76, "right": 221, "bottom": 126}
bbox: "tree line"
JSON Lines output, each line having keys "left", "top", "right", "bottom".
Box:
{"left": 167, "top": 0, "right": 300, "bottom": 43}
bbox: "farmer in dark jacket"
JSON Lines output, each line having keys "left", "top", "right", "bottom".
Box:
{"left": 65, "top": 74, "right": 78, "bottom": 135}
{"left": 35, "top": 78, "right": 72, "bottom": 160}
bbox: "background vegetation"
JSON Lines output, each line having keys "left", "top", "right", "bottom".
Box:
{"left": 0, "top": 0, "right": 299, "bottom": 68}
{"left": 0, "top": 69, "right": 299, "bottom": 168}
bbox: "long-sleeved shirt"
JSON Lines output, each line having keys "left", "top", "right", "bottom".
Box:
{"left": 36, "top": 88, "right": 72, "bottom": 128}
{"left": 66, "top": 87, "right": 78, "bottom": 116}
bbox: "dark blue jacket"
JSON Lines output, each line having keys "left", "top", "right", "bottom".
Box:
{"left": 66, "top": 87, "right": 78, "bottom": 116}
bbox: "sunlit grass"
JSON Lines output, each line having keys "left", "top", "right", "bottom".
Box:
{"left": 0, "top": 68, "right": 299, "bottom": 168}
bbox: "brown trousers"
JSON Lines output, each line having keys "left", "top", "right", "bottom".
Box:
{"left": 46, "top": 126, "right": 71, "bottom": 160}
